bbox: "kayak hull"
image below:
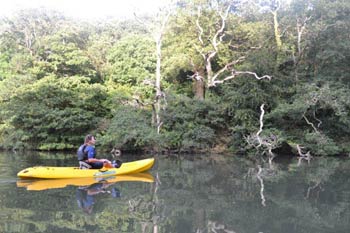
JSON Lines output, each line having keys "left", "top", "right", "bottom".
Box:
{"left": 17, "top": 158, "right": 155, "bottom": 179}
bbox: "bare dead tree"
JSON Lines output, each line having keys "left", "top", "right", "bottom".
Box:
{"left": 134, "top": 4, "right": 174, "bottom": 133}
{"left": 245, "top": 104, "right": 278, "bottom": 164}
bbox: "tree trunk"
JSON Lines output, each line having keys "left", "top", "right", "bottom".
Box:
{"left": 154, "top": 37, "right": 162, "bottom": 132}
{"left": 272, "top": 11, "right": 282, "bottom": 50}
{"left": 193, "top": 77, "right": 205, "bottom": 100}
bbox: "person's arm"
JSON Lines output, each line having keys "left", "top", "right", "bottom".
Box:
{"left": 88, "top": 158, "right": 110, "bottom": 163}
{"left": 87, "top": 158, "right": 105, "bottom": 163}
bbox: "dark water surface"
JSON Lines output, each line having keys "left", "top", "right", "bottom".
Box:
{"left": 0, "top": 151, "right": 349, "bottom": 233}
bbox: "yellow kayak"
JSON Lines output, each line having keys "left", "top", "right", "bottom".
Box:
{"left": 17, "top": 173, "right": 154, "bottom": 191}
{"left": 17, "top": 158, "right": 155, "bottom": 179}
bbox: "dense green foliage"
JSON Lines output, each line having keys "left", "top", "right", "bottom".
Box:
{"left": 0, "top": 76, "right": 108, "bottom": 149}
{"left": 0, "top": 0, "right": 349, "bottom": 156}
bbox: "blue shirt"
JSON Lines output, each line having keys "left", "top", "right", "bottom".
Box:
{"left": 85, "top": 145, "right": 96, "bottom": 159}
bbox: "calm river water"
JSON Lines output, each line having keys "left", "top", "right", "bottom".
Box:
{"left": 0, "top": 151, "right": 349, "bottom": 233}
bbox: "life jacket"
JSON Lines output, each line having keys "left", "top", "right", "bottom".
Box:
{"left": 77, "top": 144, "right": 88, "bottom": 161}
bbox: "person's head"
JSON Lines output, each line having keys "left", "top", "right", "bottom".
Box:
{"left": 84, "top": 134, "right": 96, "bottom": 145}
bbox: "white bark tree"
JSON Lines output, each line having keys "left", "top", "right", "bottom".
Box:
{"left": 191, "top": 0, "right": 271, "bottom": 100}
{"left": 245, "top": 104, "right": 279, "bottom": 164}
{"left": 135, "top": 4, "right": 174, "bottom": 133}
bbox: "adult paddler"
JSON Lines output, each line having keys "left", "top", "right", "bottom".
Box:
{"left": 77, "top": 134, "right": 122, "bottom": 169}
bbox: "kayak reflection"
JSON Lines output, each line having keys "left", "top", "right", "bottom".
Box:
{"left": 17, "top": 172, "right": 154, "bottom": 191}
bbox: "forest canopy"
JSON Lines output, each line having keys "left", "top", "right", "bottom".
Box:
{"left": 0, "top": 0, "right": 349, "bottom": 157}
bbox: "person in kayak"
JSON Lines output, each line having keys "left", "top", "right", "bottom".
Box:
{"left": 77, "top": 134, "right": 122, "bottom": 169}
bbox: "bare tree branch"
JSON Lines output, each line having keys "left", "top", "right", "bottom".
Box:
{"left": 211, "top": 71, "right": 271, "bottom": 86}
{"left": 196, "top": 6, "right": 204, "bottom": 45}
{"left": 212, "top": 4, "right": 230, "bottom": 51}
{"left": 196, "top": 2, "right": 272, "bottom": 87}
{"left": 256, "top": 104, "right": 265, "bottom": 147}
{"left": 296, "top": 15, "right": 312, "bottom": 57}
{"left": 211, "top": 56, "right": 246, "bottom": 82}
{"left": 235, "top": 71, "right": 272, "bottom": 80}
{"left": 313, "top": 111, "right": 322, "bottom": 128}
{"left": 303, "top": 112, "right": 319, "bottom": 133}
{"left": 194, "top": 1, "right": 232, "bottom": 87}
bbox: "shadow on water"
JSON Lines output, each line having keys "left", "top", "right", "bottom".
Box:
{"left": 0, "top": 151, "right": 350, "bottom": 233}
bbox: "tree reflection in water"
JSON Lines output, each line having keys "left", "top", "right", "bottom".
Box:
{"left": 128, "top": 172, "right": 164, "bottom": 233}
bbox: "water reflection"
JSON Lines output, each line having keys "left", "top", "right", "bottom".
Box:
{"left": 16, "top": 173, "right": 155, "bottom": 191}
{"left": 1, "top": 152, "right": 350, "bottom": 233}
{"left": 76, "top": 182, "right": 121, "bottom": 214}
{"left": 17, "top": 173, "right": 153, "bottom": 215}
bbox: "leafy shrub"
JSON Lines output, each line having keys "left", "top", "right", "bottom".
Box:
{"left": 0, "top": 75, "right": 109, "bottom": 150}
{"left": 160, "top": 94, "right": 224, "bottom": 151}
{"left": 98, "top": 105, "right": 158, "bottom": 151}
{"left": 303, "top": 132, "right": 341, "bottom": 156}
